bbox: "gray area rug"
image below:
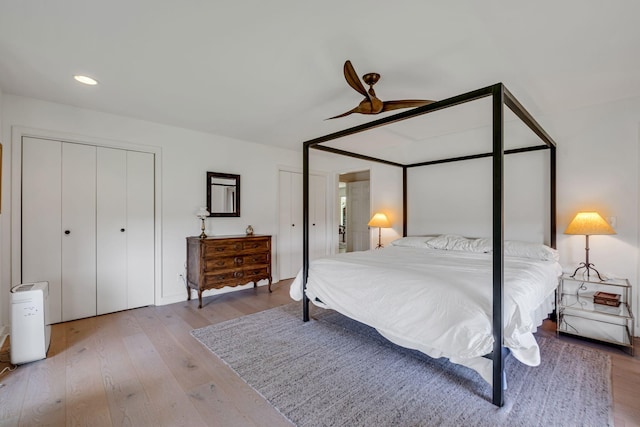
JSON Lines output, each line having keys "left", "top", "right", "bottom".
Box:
{"left": 191, "top": 303, "right": 612, "bottom": 427}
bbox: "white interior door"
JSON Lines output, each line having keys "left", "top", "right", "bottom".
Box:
{"left": 346, "top": 180, "right": 370, "bottom": 252}
{"left": 126, "top": 151, "right": 155, "bottom": 309}
{"left": 278, "top": 171, "right": 303, "bottom": 279}
{"left": 22, "top": 137, "right": 63, "bottom": 323}
{"left": 279, "top": 170, "right": 327, "bottom": 280}
{"left": 310, "top": 174, "right": 327, "bottom": 261}
{"left": 61, "top": 143, "right": 97, "bottom": 321}
{"left": 97, "top": 147, "right": 127, "bottom": 314}
{"left": 290, "top": 173, "right": 303, "bottom": 273}
{"left": 97, "top": 148, "right": 155, "bottom": 313}
{"left": 277, "top": 171, "right": 291, "bottom": 279}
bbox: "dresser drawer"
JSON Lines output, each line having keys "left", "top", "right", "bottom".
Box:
{"left": 203, "top": 266, "right": 270, "bottom": 288}
{"left": 243, "top": 252, "right": 269, "bottom": 265}
{"left": 203, "top": 253, "right": 269, "bottom": 272}
{"left": 204, "top": 240, "right": 244, "bottom": 255}
{"left": 204, "top": 256, "right": 245, "bottom": 271}
{"left": 204, "top": 269, "right": 247, "bottom": 284}
{"left": 243, "top": 266, "right": 270, "bottom": 281}
{"left": 242, "top": 239, "right": 270, "bottom": 252}
{"left": 203, "top": 237, "right": 270, "bottom": 257}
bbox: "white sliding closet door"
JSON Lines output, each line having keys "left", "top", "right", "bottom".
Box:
{"left": 97, "top": 148, "right": 127, "bottom": 314}
{"left": 22, "top": 137, "right": 155, "bottom": 323}
{"left": 278, "top": 170, "right": 327, "bottom": 280}
{"left": 22, "top": 137, "right": 63, "bottom": 324}
{"left": 278, "top": 171, "right": 303, "bottom": 280}
{"left": 97, "top": 148, "right": 154, "bottom": 314}
{"left": 126, "top": 151, "right": 155, "bottom": 309}
{"left": 309, "top": 174, "right": 327, "bottom": 261}
{"left": 61, "top": 143, "right": 97, "bottom": 322}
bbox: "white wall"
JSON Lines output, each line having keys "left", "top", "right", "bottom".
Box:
{"left": 407, "top": 95, "right": 640, "bottom": 333}
{"left": 3, "top": 93, "right": 638, "bottom": 335}
{"left": 0, "top": 95, "right": 404, "bottom": 326}
{"left": 0, "top": 95, "right": 300, "bottom": 325}
{"left": 407, "top": 150, "right": 550, "bottom": 242}
{"left": 310, "top": 152, "right": 404, "bottom": 251}
{"left": 551, "top": 96, "right": 640, "bottom": 334}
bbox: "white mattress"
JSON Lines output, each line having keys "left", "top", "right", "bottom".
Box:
{"left": 290, "top": 246, "right": 562, "bottom": 384}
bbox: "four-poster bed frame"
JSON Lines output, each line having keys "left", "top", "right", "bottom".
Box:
{"left": 301, "top": 82, "right": 557, "bottom": 407}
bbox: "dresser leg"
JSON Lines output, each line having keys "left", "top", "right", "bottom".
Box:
{"left": 198, "top": 291, "right": 203, "bottom": 309}
{"left": 268, "top": 277, "right": 273, "bottom": 293}
{"left": 186, "top": 284, "right": 191, "bottom": 301}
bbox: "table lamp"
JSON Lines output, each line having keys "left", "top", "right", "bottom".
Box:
{"left": 564, "top": 211, "right": 615, "bottom": 280}
{"left": 368, "top": 212, "right": 391, "bottom": 249}
{"left": 196, "top": 207, "right": 210, "bottom": 238}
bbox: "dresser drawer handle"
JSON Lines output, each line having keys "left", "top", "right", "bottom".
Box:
{"left": 234, "top": 257, "right": 243, "bottom": 265}
{"left": 233, "top": 271, "right": 244, "bottom": 278}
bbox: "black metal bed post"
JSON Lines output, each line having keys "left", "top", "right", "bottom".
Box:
{"left": 550, "top": 147, "right": 557, "bottom": 248}
{"left": 491, "top": 84, "right": 505, "bottom": 407}
{"left": 302, "top": 142, "right": 310, "bottom": 322}
{"left": 403, "top": 166, "right": 408, "bottom": 237}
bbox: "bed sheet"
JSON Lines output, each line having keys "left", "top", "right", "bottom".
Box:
{"left": 290, "top": 246, "right": 562, "bottom": 385}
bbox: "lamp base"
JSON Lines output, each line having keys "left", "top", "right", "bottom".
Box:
{"left": 374, "top": 227, "right": 383, "bottom": 249}
{"left": 570, "top": 262, "right": 604, "bottom": 281}
{"left": 199, "top": 218, "right": 207, "bottom": 239}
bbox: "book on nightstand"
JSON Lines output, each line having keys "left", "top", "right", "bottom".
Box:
{"left": 593, "top": 291, "right": 621, "bottom": 307}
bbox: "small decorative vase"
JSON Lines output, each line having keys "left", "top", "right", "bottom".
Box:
{"left": 246, "top": 225, "right": 254, "bottom": 235}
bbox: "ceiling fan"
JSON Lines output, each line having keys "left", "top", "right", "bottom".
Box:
{"left": 328, "top": 60, "right": 435, "bottom": 119}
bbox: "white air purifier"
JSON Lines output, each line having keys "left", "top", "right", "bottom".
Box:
{"left": 10, "top": 281, "right": 51, "bottom": 364}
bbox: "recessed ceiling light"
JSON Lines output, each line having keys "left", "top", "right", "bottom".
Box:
{"left": 73, "top": 75, "right": 98, "bottom": 85}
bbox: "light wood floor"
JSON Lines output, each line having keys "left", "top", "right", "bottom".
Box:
{"left": 0, "top": 281, "right": 638, "bottom": 427}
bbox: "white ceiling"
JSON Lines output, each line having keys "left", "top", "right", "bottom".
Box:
{"left": 1, "top": 0, "right": 639, "bottom": 156}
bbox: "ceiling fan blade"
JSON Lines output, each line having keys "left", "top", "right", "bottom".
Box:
{"left": 343, "top": 60, "right": 369, "bottom": 98}
{"left": 326, "top": 105, "right": 360, "bottom": 120}
{"left": 381, "top": 99, "right": 435, "bottom": 112}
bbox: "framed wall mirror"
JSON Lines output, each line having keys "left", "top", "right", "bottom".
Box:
{"left": 206, "top": 172, "right": 240, "bottom": 217}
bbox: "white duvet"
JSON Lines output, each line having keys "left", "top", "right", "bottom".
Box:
{"left": 290, "top": 246, "right": 562, "bottom": 384}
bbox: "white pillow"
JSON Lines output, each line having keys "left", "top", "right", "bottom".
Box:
{"left": 426, "top": 235, "right": 493, "bottom": 253}
{"left": 478, "top": 239, "right": 559, "bottom": 261}
{"left": 390, "top": 236, "right": 434, "bottom": 248}
{"left": 504, "top": 240, "right": 559, "bottom": 262}
{"left": 427, "top": 234, "right": 467, "bottom": 251}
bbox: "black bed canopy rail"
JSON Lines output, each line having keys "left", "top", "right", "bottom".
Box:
{"left": 301, "top": 82, "right": 557, "bottom": 408}
{"left": 303, "top": 83, "right": 556, "bottom": 151}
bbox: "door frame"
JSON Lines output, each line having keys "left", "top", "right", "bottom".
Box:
{"left": 337, "top": 169, "right": 371, "bottom": 252}
{"left": 10, "top": 127, "right": 162, "bottom": 305}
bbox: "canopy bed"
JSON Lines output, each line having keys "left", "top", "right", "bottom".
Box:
{"left": 297, "top": 83, "right": 557, "bottom": 407}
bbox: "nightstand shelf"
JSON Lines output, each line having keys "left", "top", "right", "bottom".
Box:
{"left": 557, "top": 274, "right": 634, "bottom": 355}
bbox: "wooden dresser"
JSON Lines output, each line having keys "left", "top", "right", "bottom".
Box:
{"left": 186, "top": 234, "right": 272, "bottom": 308}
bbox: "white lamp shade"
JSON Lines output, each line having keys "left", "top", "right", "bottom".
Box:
{"left": 368, "top": 212, "right": 391, "bottom": 228}
{"left": 196, "top": 207, "right": 210, "bottom": 219}
{"left": 564, "top": 211, "right": 615, "bottom": 235}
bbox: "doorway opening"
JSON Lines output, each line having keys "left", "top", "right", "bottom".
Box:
{"left": 338, "top": 170, "right": 370, "bottom": 253}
